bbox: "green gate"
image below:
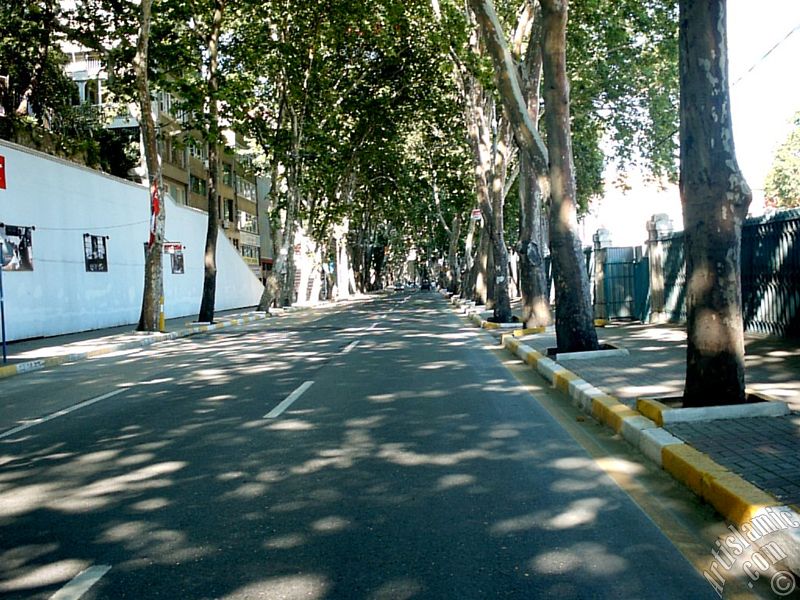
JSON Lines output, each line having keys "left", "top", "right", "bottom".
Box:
{"left": 601, "top": 247, "right": 650, "bottom": 322}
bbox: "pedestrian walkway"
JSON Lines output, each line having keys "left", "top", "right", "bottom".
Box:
{"left": 0, "top": 297, "right": 372, "bottom": 379}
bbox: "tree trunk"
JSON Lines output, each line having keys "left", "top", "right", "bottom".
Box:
{"left": 134, "top": 0, "right": 165, "bottom": 333}
{"left": 472, "top": 222, "right": 490, "bottom": 305}
{"left": 517, "top": 8, "right": 552, "bottom": 327}
{"left": 518, "top": 161, "right": 551, "bottom": 327}
{"left": 541, "top": 0, "right": 598, "bottom": 352}
{"left": 489, "top": 124, "right": 513, "bottom": 322}
{"left": 198, "top": 0, "right": 226, "bottom": 323}
{"left": 334, "top": 219, "right": 351, "bottom": 300}
{"left": 468, "top": 0, "right": 549, "bottom": 175}
{"left": 462, "top": 215, "right": 477, "bottom": 296}
{"left": 679, "top": 0, "right": 751, "bottom": 406}
{"left": 447, "top": 215, "right": 461, "bottom": 293}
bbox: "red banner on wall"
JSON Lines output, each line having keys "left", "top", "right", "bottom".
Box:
{"left": 0, "top": 155, "right": 6, "bottom": 189}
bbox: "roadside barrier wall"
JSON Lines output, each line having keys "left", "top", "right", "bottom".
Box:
{"left": 0, "top": 139, "right": 264, "bottom": 341}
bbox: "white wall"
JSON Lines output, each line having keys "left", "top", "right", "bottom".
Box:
{"left": 0, "top": 140, "right": 264, "bottom": 341}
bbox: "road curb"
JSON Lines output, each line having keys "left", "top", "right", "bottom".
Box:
{"left": 493, "top": 328, "right": 800, "bottom": 575}
{"left": 0, "top": 312, "right": 270, "bottom": 382}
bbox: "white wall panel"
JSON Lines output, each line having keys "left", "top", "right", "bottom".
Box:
{"left": 0, "top": 140, "right": 264, "bottom": 341}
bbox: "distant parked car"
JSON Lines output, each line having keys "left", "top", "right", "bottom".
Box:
{"left": 394, "top": 281, "right": 404, "bottom": 291}
{"left": 420, "top": 279, "right": 431, "bottom": 291}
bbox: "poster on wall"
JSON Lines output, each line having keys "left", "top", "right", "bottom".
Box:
{"left": 83, "top": 233, "right": 109, "bottom": 272}
{"left": 171, "top": 251, "right": 184, "bottom": 274}
{"left": 165, "top": 242, "right": 185, "bottom": 275}
{"left": 164, "top": 242, "right": 183, "bottom": 275}
{"left": 1, "top": 224, "right": 34, "bottom": 271}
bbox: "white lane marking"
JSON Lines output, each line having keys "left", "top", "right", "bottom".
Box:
{"left": 0, "top": 389, "right": 127, "bottom": 440}
{"left": 368, "top": 322, "right": 379, "bottom": 330}
{"left": 50, "top": 565, "right": 111, "bottom": 600}
{"left": 264, "top": 381, "right": 314, "bottom": 419}
{"left": 342, "top": 341, "right": 360, "bottom": 354}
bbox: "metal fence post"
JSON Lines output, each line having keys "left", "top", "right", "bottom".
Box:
{"left": 646, "top": 214, "right": 673, "bottom": 323}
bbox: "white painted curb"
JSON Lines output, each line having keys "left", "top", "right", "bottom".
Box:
{"left": 638, "top": 428, "right": 684, "bottom": 467}
{"left": 661, "top": 401, "right": 790, "bottom": 424}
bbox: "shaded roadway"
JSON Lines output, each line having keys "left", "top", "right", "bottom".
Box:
{"left": 0, "top": 293, "right": 715, "bottom": 599}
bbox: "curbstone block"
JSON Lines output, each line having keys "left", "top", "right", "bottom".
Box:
{"left": 619, "top": 415, "right": 659, "bottom": 448}
{"left": 553, "top": 369, "right": 580, "bottom": 395}
{"left": 638, "top": 428, "right": 683, "bottom": 467}
{"left": 637, "top": 398, "right": 671, "bottom": 426}
{"left": 662, "top": 444, "right": 728, "bottom": 498}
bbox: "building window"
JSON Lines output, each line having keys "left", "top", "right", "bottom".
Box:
{"left": 241, "top": 244, "right": 259, "bottom": 262}
{"left": 169, "top": 141, "right": 185, "bottom": 168}
{"left": 190, "top": 175, "right": 207, "bottom": 196}
{"left": 222, "top": 163, "right": 233, "bottom": 187}
{"left": 83, "top": 234, "right": 108, "bottom": 272}
{"left": 169, "top": 184, "right": 187, "bottom": 205}
{"left": 225, "top": 199, "right": 235, "bottom": 223}
{"left": 238, "top": 210, "right": 258, "bottom": 234}
{"left": 236, "top": 178, "right": 256, "bottom": 202}
{"left": 188, "top": 142, "right": 207, "bottom": 161}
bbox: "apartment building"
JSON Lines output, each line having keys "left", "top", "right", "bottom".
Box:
{"left": 61, "top": 47, "right": 263, "bottom": 278}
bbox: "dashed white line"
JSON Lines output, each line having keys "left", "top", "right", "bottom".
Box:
{"left": 50, "top": 565, "right": 111, "bottom": 600}
{"left": 368, "top": 322, "right": 379, "bottom": 330}
{"left": 0, "top": 389, "right": 127, "bottom": 440}
{"left": 264, "top": 381, "right": 314, "bottom": 419}
{"left": 342, "top": 340, "right": 360, "bottom": 354}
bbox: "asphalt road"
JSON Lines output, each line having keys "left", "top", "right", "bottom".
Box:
{"left": 0, "top": 293, "right": 717, "bottom": 599}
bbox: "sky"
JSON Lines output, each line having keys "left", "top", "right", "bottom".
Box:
{"left": 583, "top": 0, "right": 800, "bottom": 246}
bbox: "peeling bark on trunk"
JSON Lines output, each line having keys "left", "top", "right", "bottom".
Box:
{"left": 447, "top": 215, "right": 462, "bottom": 293}
{"left": 518, "top": 161, "right": 551, "bottom": 327}
{"left": 134, "top": 0, "right": 164, "bottom": 332}
{"left": 469, "top": 0, "right": 549, "bottom": 175}
{"left": 334, "top": 219, "right": 351, "bottom": 300}
{"left": 517, "top": 9, "right": 552, "bottom": 327}
{"left": 463, "top": 215, "right": 478, "bottom": 298}
{"left": 679, "top": 0, "right": 751, "bottom": 406}
{"left": 541, "top": 0, "right": 598, "bottom": 352}
{"left": 489, "top": 124, "right": 513, "bottom": 322}
{"left": 198, "top": 0, "right": 226, "bottom": 323}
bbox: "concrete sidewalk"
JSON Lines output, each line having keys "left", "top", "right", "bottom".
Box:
{"left": 0, "top": 297, "right": 374, "bottom": 380}
{"left": 518, "top": 321, "right": 800, "bottom": 507}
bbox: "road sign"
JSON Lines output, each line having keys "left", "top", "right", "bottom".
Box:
{"left": 470, "top": 208, "right": 482, "bottom": 221}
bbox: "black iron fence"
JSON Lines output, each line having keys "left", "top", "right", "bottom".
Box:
{"left": 660, "top": 208, "right": 800, "bottom": 338}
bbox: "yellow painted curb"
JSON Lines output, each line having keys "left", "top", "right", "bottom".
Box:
{"left": 0, "top": 364, "right": 17, "bottom": 379}
{"left": 606, "top": 405, "right": 641, "bottom": 433}
{"left": 87, "top": 348, "right": 113, "bottom": 358}
{"left": 591, "top": 395, "right": 635, "bottom": 431}
{"left": 594, "top": 319, "right": 608, "bottom": 327}
{"left": 482, "top": 321, "right": 500, "bottom": 330}
{"left": 524, "top": 350, "right": 544, "bottom": 367}
{"left": 636, "top": 398, "right": 671, "bottom": 426}
{"left": 514, "top": 327, "right": 545, "bottom": 337}
{"left": 704, "top": 471, "right": 776, "bottom": 525}
{"left": 662, "top": 444, "right": 779, "bottom": 526}
{"left": 553, "top": 369, "right": 580, "bottom": 394}
{"left": 662, "top": 444, "right": 727, "bottom": 497}
{"left": 503, "top": 336, "right": 521, "bottom": 352}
